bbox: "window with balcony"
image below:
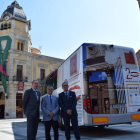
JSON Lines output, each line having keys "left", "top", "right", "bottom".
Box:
{"left": 40, "top": 69, "right": 45, "bottom": 80}
{"left": 17, "top": 65, "right": 23, "bottom": 81}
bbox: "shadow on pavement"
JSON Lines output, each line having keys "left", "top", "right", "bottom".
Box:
{"left": 11, "top": 121, "right": 45, "bottom": 140}
{"left": 12, "top": 121, "right": 27, "bottom": 140}
{"left": 78, "top": 126, "right": 137, "bottom": 139}
{"left": 11, "top": 121, "right": 138, "bottom": 140}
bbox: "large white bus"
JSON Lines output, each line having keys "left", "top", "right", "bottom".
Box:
{"left": 42, "top": 43, "right": 140, "bottom": 129}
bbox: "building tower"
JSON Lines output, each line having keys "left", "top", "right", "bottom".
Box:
{"left": 0, "top": 0, "right": 32, "bottom": 52}
{"left": 0, "top": 0, "right": 32, "bottom": 118}
{"left": 0, "top": 1, "right": 63, "bottom": 119}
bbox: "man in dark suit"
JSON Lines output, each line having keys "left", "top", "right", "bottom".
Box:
{"left": 58, "top": 81, "right": 80, "bottom": 140}
{"left": 22, "top": 80, "right": 40, "bottom": 140}
{"left": 41, "top": 85, "right": 59, "bottom": 140}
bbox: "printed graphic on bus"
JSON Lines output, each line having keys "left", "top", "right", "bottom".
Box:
{"left": 82, "top": 44, "right": 140, "bottom": 114}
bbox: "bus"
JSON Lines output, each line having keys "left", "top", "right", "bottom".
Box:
{"left": 42, "top": 43, "right": 140, "bottom": 129}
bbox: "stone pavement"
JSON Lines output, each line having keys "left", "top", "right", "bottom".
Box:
{"left": 1, "top": 118, "right": 140, "bottom": 140}
{"left": 0, "top": 118, "right": 76, "bottom": 140}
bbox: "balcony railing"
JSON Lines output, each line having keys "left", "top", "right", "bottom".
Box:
{"left": 13, "top": 76, "right": 28, "bottom": 82}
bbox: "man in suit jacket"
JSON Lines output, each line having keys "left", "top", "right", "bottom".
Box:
{"left": 41, "top": 85, "right": 59, "bottom": 140}
{"left": 58, "top": 81, "right": 80, "bottom": 140}
{"left": 22, "top": 80, "right": 40, "bottom": 140}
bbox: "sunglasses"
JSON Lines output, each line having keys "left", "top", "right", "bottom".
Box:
{"left": 48, "top": 89, "right": 53, "bottom": 90}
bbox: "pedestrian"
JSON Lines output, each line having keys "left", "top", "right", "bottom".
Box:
{"left": 58, "top": 81, "right": 80, "bottom": 140}
{"left": 41, "top": 85, "right": 59, "bottom": 140}
{"left": 22, "top": 80, "right": 40, "bottom": 140}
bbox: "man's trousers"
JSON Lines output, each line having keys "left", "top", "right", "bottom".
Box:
{"left": 63, "top": 116, "right": 80, "bottom": 140}
{"left": 44, "top": 120, "right": 58, "bottom": 140}
{"left": 27, "top": 114, "right": 39, "bottom": 140}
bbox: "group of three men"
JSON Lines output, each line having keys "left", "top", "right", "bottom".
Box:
{"left": 22, "top": 80, "right": 80, "bottom": 140}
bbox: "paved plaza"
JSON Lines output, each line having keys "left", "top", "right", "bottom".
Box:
{"left": 0, "top": 118, "right": 140, "bottom": 140}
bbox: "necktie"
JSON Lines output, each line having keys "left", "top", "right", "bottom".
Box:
{"left": 35, "top": 91, "right": 38, "bottom": 100}
{"left": 50, "top": 95, "right": 52, "bottom": 105}
{"left": 65, "top": 92, "right": 69, "bottom": 99}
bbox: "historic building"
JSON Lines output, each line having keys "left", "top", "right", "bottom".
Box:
{"left": 0, "top": 1, "right": 64, "bottom": 119}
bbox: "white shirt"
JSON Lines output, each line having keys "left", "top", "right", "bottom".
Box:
{"left": 64, "top": 91, "right": 69, "bottom": 98}
{"left": 47, "top": 94, "right": 52, "bottom": 103}
{"left": 47, "top": 94, "right": 52, "bottom": 98}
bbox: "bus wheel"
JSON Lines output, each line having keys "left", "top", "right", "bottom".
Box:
{"left": 58, "top": 117, "right": 64, "bottom": 131}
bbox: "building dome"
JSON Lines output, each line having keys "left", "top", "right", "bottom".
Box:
{"left": 1, "top": 0, "right": 27, "bottom": 21}
{"left": 31, "top": 47, "right": 41, "bottom": 54}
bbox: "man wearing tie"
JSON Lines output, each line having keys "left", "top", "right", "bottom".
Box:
{"left": 22, "top": 80, "right": 40, "bottom": 140}
{"left": 58, "top": 81, "right": 80, "bottom": 140}
{"left": 41, "top": 85, "right": 59, "bottom": 140}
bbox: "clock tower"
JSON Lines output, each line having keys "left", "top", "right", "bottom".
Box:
{"left": 0, "top": 0, "right": 32, "bottom": 52}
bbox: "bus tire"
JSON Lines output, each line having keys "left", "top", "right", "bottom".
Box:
{"left": 59, "top": 117, "right": 65, "bottom": 131}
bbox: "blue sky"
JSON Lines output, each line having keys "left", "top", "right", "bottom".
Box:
{"left": 0, "top": 0, "right": 140, "bottom": 59}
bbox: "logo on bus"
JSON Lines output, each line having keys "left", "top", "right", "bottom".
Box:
{"left": 125, "top": 68, "right": 139, "bottom": 79}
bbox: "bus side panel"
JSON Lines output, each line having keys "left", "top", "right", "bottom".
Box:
{"left": 55, "top": 46, "right": 84, "bottom": 126}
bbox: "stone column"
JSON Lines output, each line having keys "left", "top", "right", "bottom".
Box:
{"left": 14, "top": 60, "right": 17, "bottom": 76}
{"left": 105, "top": 67, "right": 117, "bottom": 114}
{"left": 27, "top": 56, "right": 31, "bottom": 83}
{"left": 5, "top": 82, "right": 16, "bottom": 118}
{"left": 5, "top": 52, "right": 16, "bottom": 118}
{"left": 34, "top": 59, "right": 36, "bottom": 80}
{"left": 83, "top": 72, "right": 88, "bottom": 95}
{"left": 11, "top": 20, "right": 15, "bottom": 30}
{"left": 5, "top": 83, "right": 12, "bottom": 119}
{"left": 13, "top": 83, "right": 17, "bottom": 118}
{"left": 9, "top": 54, "right": 14, "bottom": 81}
